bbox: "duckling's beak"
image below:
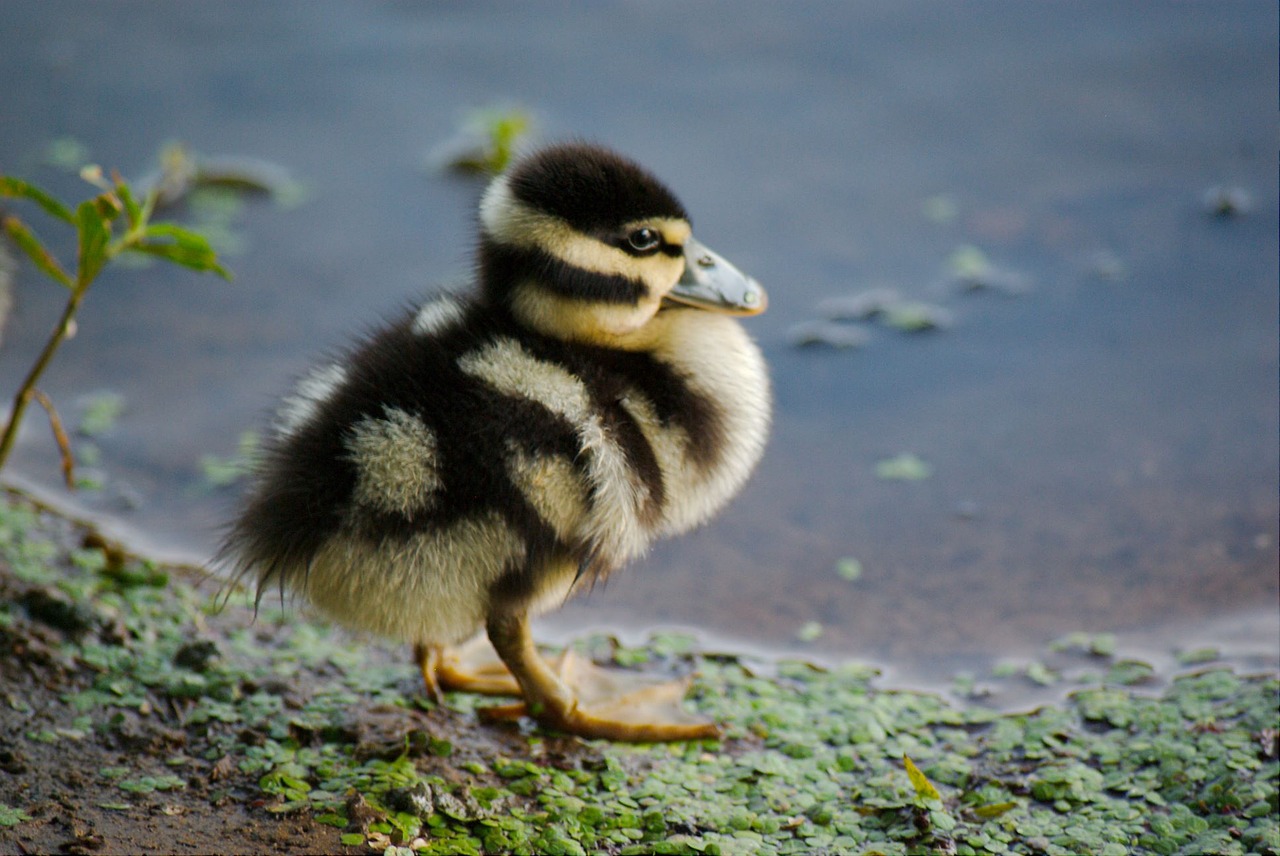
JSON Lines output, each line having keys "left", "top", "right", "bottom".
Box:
{"left": 665, "top": 238, "right": 767, "bottom": 316}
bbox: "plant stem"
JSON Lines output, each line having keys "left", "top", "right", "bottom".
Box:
{"left": 30, "top": 389, "right": 76, "bottom": 488}
{"left": 0, "top": 286, "right": 86, "bottom": 472}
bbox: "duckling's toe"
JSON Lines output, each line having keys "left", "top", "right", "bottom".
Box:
{"left": 555, "top": 649, "right": 722, "bottom": 741}
{"left": 415, "top": 637, "right": 522, "bottom": 699}
{"left": 477, "top": 648, "right": 720, "bottom": 742}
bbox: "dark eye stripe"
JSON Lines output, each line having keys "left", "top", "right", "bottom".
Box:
{"left": 481, "top": 241, "right": 648, "bottom": 305}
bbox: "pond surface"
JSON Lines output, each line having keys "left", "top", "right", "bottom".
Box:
{"left": 2, "top": 2, "right": 1276, "bottom": 697}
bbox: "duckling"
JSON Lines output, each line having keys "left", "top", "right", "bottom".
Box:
{"left": 222, "top": 143, "right": 770, "bottom": 741}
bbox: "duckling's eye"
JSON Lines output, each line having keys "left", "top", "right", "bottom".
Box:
{"left": 626, "top": 227, "right": 662, "bottom": 254}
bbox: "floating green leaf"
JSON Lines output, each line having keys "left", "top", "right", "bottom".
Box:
{"left": 43, "top": 137, "right": 92, "bottom": 171}
{"left": 972, "top": 801, "right": 1016, "bottom": 819}
{"left": 948, "top": 244, "right": 991, "bottom": 279}
{"left": 795, "top": 621, "right": 824, "bottom": 642}
{"left": 1176, "top": 647, "right": 1220, "bottom": 666}
{"left": 879, "top": 302, "right": 951, "bottom": 332}
{"left": 432, "top": 105, "right": 533, "bottom": 175}
{"left": 835, "top": 557, "right": 863, "bottom": 581}
{"left": 198, "top": 430, "right": 259, "bottom": 489}
{"left": 875, "top": 453, "right": 932, "bottom": 481}
{"left": 78, "top": 391, "right": 125, "bottom": 437}
{"left": 903, "top": 755, "right": 942, "bottom": 804}
{"left": 1106, "top": 659, "right": 1156, "bottom": 686}
{"left": 118, "top": 774, "right": 187, "bottom": 794}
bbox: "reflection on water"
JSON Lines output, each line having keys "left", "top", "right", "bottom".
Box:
{"left": 1, "top": 2, "right": 1276, "bottom": 690}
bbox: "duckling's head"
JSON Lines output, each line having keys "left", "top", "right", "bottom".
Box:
{"left": 477, "top": 143, "right": 766, "bottom": 347}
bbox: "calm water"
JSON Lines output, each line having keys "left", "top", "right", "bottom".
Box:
{"left": 2, "top": 2, "right": 1276, "bottom": 694}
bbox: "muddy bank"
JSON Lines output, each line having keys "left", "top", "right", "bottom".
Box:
{"left": 1, "top": 490, "right": 1276, "bottom": 855}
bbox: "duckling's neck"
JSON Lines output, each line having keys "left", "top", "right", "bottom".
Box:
{"left": 629, "top": 306, "right": 772, "bottom": 536}
{"left": 504, "top": 282, "right": 664, "bottom": 346}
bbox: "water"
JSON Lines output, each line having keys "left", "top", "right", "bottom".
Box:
{"left": 2, "top": 1, "right": 1276, "bottom": 695}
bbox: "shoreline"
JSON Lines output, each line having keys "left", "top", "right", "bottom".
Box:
{"left": 0, "top": 487, "right": 1276, "bottom": 855}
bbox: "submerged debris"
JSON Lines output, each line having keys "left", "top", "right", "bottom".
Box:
{"left": 1201, "top": 184, "right": 1253, "bottom": 218}
{"left": 1084, "top": 249, "right": 1128, "bottom": 283}
{"left": 790, "top": 287, "right": 951, "bottom": 350}
{"left": 786, "top": 319, "right": 869, "bottom": 350}
{"left": 817, "top": 288, "right": 902, "bottom": 321}
{"left": 945, "top": 244, "right": 1031, "bottom": 296}
{"left": 137, "top": 142, "right": 305, "bottom": 210}
{"left": 879, "top": 301, "right": 953, "bottom": 333}
{"left": 921, "top": 193, "right": 960, "bottom": 225}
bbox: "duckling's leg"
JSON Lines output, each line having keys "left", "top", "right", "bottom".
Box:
{"left": 483, "top": 607, "right": 721, "bottom": 742}
{"left": 413, "top": 638, "right": 521, "bottom": 700}
{"left": 414, "top": 643, "right": 445, "bottom": 703}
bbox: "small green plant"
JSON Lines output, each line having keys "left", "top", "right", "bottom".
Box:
{"left": 0, "top": 166, "right": 230, "bottom": 486}
{"left": 430, "top": 105, "right": 533, "bottom": 176}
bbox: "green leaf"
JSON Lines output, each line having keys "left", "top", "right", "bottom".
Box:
{"left": 1105, "top": 659, "right": 1156, "bottom": 687}
{"left": 340, "top": 832, "right": 366, "bottom": 846}
{"left": 115, "top": 179, "right": 143, "bottom": 225}
{"left": 0, "top": 176, "right": 74, "bottom": 222}
{"left": 75, "top": 197, "right": 113, "bottom": 285}
{"left": 128, "top": 240, "right": 231, "bottom": 279}
{"left": 1, "top": 215, "right": 74, "bottom": 288}
{"left": 143, "top": 221, "right": 218, "bottom": 251}
{"left": 129, "top": 223, "right": 231, "bottom": 279}
{"left": 972, "top": 800, "right": 1017, "bottom": 818}
{"left": 0, "top": 803, "right": 32, "bottom": 827}
{"left": 903, "top": 755, "right": 941, "bottom": 804}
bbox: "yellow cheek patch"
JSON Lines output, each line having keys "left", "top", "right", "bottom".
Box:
{"left": 636, "top": 218, "right": 691, "bottom": 249}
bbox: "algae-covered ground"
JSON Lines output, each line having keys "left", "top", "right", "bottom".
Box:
{"left": 0, "top": 490, "right": 1276, "bottom": 856}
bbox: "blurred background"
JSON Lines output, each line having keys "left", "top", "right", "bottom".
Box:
{"left": 1, "top": 2, "right": 1275, "bottom": 700}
